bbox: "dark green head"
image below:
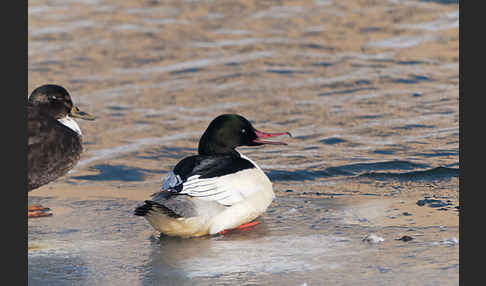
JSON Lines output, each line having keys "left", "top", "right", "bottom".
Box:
{"left": 198, "top": 114, "right": 291, "bottom": 155}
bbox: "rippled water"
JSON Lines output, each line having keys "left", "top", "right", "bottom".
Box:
{"left": 28, "top": 0, "right": 459, "bottom": 285}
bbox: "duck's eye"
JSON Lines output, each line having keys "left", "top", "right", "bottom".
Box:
{"left": 241, "top": 129, "right": 246, "bottom": 134}
{"left": 48, "top": 95, "right": 57, "bottom": 101}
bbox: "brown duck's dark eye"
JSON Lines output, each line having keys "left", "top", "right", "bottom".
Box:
{"left": 48, "top": 95, "right": 58, "bottom": 101}
{"left": 241, "top": 129, "right": 246, "bottom": 134}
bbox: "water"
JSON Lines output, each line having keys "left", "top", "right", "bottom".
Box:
{"left": 28, "top": 0, "right": 459, "bottom": 285}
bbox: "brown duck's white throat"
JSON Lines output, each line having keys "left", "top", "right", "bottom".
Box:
{"left": 58, "top": 116, "right": 82, "bottom": 135}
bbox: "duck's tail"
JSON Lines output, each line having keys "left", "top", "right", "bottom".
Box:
{"left": 134, "top": 200, "right": 181, "bottom": 218}
{"left": 134, "top": 199, "right": 210, "bottom": 237}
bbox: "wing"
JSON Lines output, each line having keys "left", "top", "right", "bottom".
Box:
{"left": 159, "top": 155, "right": 259, "bottom": 206}
{"left": 28, "top": 106, "right": 54, "bottom": 146}
{"left": 27, "top": 105, "right": 83, "bottom": 190}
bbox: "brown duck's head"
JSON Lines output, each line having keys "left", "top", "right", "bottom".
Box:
{"left": 29, "top": 84, "right": 96, "bottom": 121}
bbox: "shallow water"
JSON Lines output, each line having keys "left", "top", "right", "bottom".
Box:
{"left": 28, "top": 0, "right": 458, "bottom": 285}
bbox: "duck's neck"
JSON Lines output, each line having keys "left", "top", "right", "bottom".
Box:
{"left": 198, "top": 144, "right": 239, "bottom": 156}
{"left": 236, "top": 150, "right": 261, "bottom": 170}
{"left": 198, "top": 134, "right": 238, "bottom": 156}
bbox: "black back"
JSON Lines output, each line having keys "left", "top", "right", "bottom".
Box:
{"left": 174, "top": 154, "right": 255, "bottom": 180}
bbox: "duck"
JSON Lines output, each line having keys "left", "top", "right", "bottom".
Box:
{"left": 28, "top": 84, "right": 96, "bottom": 218}
{"left": 135, "top": 114, "right": 291, "bottom": 237}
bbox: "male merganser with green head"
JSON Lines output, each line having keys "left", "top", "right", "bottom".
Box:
{"left": 135, "top": 114, "right": 291, "bottom": 237}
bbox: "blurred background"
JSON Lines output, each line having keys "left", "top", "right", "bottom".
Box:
{"left": 28, "top": 0, "right": 459, "bottom": 285}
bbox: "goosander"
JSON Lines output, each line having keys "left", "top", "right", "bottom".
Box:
{"left": 135, "top": 114, "right": 290, "bottom": 237}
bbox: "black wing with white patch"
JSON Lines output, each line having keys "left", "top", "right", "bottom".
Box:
{"left": 159, "top": 155, "right": 258, "bottom": 205}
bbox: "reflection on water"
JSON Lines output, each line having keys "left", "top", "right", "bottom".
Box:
{"left": 28, "top": 0, "right": 458, "bottom": 285}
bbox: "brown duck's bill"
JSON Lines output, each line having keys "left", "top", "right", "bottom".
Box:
{"left": 253, "top": 129, "right": 292, "bottom": 145}
{"left": 70, "top": 106, "right": 96, "bottom": 120}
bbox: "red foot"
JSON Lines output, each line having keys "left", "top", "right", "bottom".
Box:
{"left": 28, "top": 205, "right": 49, "bottom": 212}
{"left": 218, "top": 221, "right": 260, "bottom": 235}
{"left": 28, "top": 205, "right": 52, "bottom": 218}
{"left": 236, "top": 221, "right": 260, "bottom": 229}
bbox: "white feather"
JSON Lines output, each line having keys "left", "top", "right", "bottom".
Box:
{"left": 57, "top": 116, "right": 82, "bottom": 135}
{"left": 179, "top": 167, "right": 269, "bottom": 205}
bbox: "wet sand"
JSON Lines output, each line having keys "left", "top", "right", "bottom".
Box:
{"left": 29, "top": 0, "right": 458, "bottom": 285}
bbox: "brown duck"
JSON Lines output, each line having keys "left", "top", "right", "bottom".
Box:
{"left": 28, "top": 84, "right": 95, "bottom": 217}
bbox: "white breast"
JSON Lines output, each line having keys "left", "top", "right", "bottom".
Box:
{"left": 58, "top": 116, "right": 82, "bottom": 135}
